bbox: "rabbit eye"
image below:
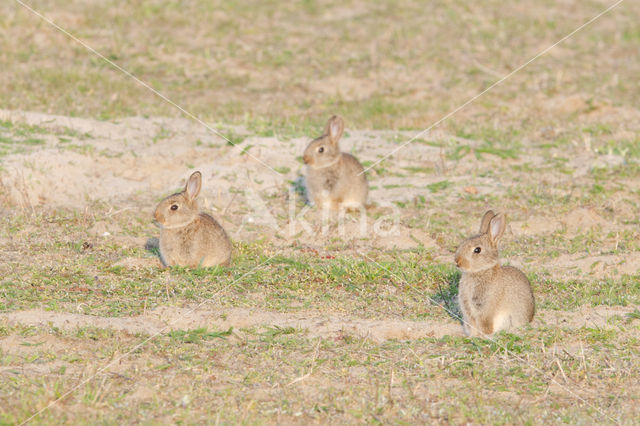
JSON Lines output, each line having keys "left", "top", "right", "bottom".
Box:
{"left": 318, "top": 147, "right": 324, "bottom": 153}
{"left": 170, "top": 204, "right": 179, "bottom": 211}
{"left": 474, "top": 247, "right": 481, "bottom": 254}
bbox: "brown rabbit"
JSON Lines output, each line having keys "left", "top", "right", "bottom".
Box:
{"left": 154, "top": 171, "right": 231, "bottom": 267}
{"left": 303, "top": 115, "right": 368, "bottom": 210}
{"left": 454, "top": 210, "right": 534, "bottom": 336}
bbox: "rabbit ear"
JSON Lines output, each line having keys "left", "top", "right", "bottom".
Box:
{"left": 185, "top": 171, "right": 202, "bottom": 201}
{"left": 325, "top": 115, "right": 344, "bottom": 144}
{"left": 489, "top": 213, "right": 506, "bottom": 245}
{"left": 479, "top": 210, "right": 495, "bottom": 233}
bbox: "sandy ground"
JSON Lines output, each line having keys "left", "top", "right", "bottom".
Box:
{"left": 0, "top": 304, "right": 634, "bottom": 344}
{"left": 1, "top": 107, "right": 638, "bottom": 339}
{"left": 1, "top": 108, "right": 638, "bottom": 423}
{"left": 1, "top": 107, "right": 638, "bottom": 278}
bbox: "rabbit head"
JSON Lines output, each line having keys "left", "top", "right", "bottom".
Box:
{"left": 303, "top": 115, "right": 344, "bottom": 169}
{"left": 454, "top": 210, "right": 506, "bottom": 273}
{"left": 154, "top": 171, "right": 203, "bottom": 229}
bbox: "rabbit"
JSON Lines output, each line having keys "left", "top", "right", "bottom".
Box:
{"left": 454, "top": 210, "right": 534, "bottom": 337}
{"left": 303, "top": 115, "right": 368, "bottom": 211}
{"left": 153, "top": 171, "right": 232, "bottom": 267}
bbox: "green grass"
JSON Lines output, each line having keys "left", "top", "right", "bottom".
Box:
{"left": 1, "top": 309, "right": 637, "bottom": 424}
{"left": 426, "top": 180, "right": 452, "bottom": 193}
{"left": 2, "top": 1, "right": 639, "bottom": 134}
{"left": 1, "top": 208, "right": 638, "bottom": 319}
{"left": 2, "top": 160, "right": 639, "bottom": 424}
{"left": 1, "top": 0, "right": 640, "bottom": 423}
{"left": 0, "top": 120, "right": 49, "bottom": 157}
{"left": 167, "top": 327, "right": 233, "bottom": 343}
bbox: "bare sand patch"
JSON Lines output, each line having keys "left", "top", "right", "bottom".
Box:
{"left": 112, "top": 256, "right": 162, "bottom": 269}
{"left": 535, "top": 305, "right": 636, "bottom": 329}
{"left": 508, "top": 208, "right": 614, "bottom": 238}
{"left": 561, "top": 208, "right": 609, "bottom": 234}
{"left": 0, "top": 109, "right": 449, "bottom": 212}
{"left": 0, "top": 307, "right": 461, "bottom": 342}
{"left": 511, "top": 216, "right": 562, "bottom": 236}
{"left": 551, "top": 252, "right": 640, "bottom": 278}
{"left": 2, "top": 305, "right": 636, "bottom": 344}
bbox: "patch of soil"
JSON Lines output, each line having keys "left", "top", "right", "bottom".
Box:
{"left": 535, "top": 305, "right": 635, "bottom": 329}
{"left": 510, "top": 215, "right": 562, "bottom": 236}
{"left": 112, "top": 256, "right": 162, "bottom": 269}
{"left": 2, "top": 305, "right": 636, "bottom": 343}
{"left": 561, "top": 208, "right": 609, "bottom": 234}
{"left": 550, "top": 252, "right": 640, "bottom": 278}
{"left": 1, "top": 307, "right": 462, "bottom": 342}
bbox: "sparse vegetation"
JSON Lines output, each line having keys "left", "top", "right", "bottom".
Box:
{"left": 1, "top": 0, "right": 639, "bottom": 424}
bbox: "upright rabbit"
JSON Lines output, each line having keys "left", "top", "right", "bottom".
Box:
{"left": 154, "top": 171, "right": 231, "bottom": 267}
{"left": 454, "top": 210, "right": 534, "bottom": 336}
{"left": 303, "top": 115, "right": 368, "bottom": 210}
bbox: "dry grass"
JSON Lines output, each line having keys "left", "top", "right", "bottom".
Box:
{"left": 2, "top": 0, "right": 639, "bottom": 132}
{"left": 1, "top": 0, "right": 640, "bottom": 424}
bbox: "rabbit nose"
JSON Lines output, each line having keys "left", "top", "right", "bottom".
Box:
{"left": 454, "top": 254, "right": 462, "bottom": 267}
{"left": 303, "top": 154, "right": 311, "bottom": 164}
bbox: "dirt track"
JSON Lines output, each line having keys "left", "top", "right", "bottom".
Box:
{"left": 1, "top": 304, "right": 634, "bottom": 344}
